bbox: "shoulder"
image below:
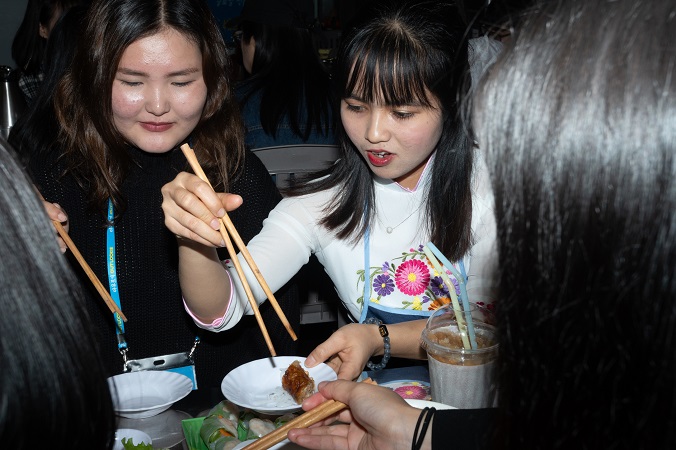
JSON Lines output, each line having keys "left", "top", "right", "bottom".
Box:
{"left": 468, "top": 36, "right": 504, "bottom": 85}
{"left": 234, "top": 149, "right": 278, "bottom": 185}
{"left": 471, "top": 149, "right": 494, "bottom": 208}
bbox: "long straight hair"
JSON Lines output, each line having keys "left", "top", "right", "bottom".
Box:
{"left": 54, "top": 0, "right": 245, "bottom": 213}
{"left": 238, "top": 20, "right": 334, "bottom": 141}
{"left": 474, "top": 0, "right": 676, "bottom": 447}
{"left": 0, "top": 138, "right": 115, "bottom": 448}
{"left": 291, "top": 0, "right": 473, "bottom": 261}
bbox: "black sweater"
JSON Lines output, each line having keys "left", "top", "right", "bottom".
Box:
{"left": 29, "top": 146, "right": 299, "bottom": 392}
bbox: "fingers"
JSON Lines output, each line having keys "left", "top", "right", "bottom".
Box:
{"left": 305, "top": 337, "right": 340, "bottom": 368}
{"left": 217, "top": 192, "right": 243, "bottom": 212}
{"left": 161, "top": 172, "right": 243, "bottom": 247}
{"left": 301, "top": 391, "right": 329, "bottom": 411}
{"left": 315, "top": 379, "right": 358, "bottom": 405}
{"left": 306, "top": 326, "right": 374, "bottom": 381}
{"left": 288, "top": 424, "right": 351, "bottom": 450}
{"left": 45, "top": 202, "right": 68, "bottom": 223}
{"left": 43, "top": 201, "right": 68, "bottom": 253}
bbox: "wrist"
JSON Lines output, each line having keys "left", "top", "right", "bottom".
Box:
{"left": 363, "top": 317, "right": 390, "bottom": 370}
{"left": 411, "top": 407, "right": 436, "bottom": 450}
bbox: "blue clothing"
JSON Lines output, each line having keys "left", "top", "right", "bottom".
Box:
{"left": 236, "top": 84, "right": 336, "bottom": 149}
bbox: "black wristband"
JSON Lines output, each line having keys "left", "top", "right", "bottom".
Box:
{"left": 412, "top": 407, "right": 436, "bottom": 450}
{"left": 363, "top": 317, "right": 391, "bottom": 370}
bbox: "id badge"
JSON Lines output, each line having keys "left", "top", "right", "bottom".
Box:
{"left": 125, "top": 352, "right": 198, "bottom": 390}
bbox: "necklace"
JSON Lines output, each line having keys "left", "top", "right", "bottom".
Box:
{"left": 377, "top": 205, "right": 423, "bottom": 234}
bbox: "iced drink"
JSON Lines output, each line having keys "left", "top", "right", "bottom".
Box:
{"left": 421, "top": 306, "right": 498, "bottom": 409}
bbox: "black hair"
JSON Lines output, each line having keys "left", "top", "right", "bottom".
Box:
{"left": 9, "top": 5, "right": 87, "bottom": 164}
{"left": 291, "top": 0, "right": 473, "bottom": 261}
{"left": 238, "top": 20, "right": 334, "bottom": 141}
{"left": 0, "top": 137, "right": 115, "bottom": 448}
{"left": 474, "top": 0, "right": 676, "bottom": 446}
{"left": 11, "top": 0, "right": 82, "bottom": 74}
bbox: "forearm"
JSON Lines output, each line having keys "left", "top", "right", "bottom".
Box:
{"left": 372, "top": 320, "right": 427, "bottom": 360}
{"left": 178, "top": 239, "right": 231, "bottom": 322}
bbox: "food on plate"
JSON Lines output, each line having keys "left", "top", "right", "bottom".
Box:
{"left": 200, "top": 400, "right": 296, "bottom": 450}
{"left": 281, "top": 360, "right": 316, "bottom": 404}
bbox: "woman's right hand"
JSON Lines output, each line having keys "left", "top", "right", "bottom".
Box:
{"left": 43, "top": 201, "right": 69, "bottom": 253}
{"left": 304, "top": 323, "right": 384, "bottom": 380}
{"left": 161, "top": 171, "right": 243, "bottom": 248}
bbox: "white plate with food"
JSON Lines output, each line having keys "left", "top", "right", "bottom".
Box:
{"left": 107, "top": 371, "right": 193, "bottom": 419}
{"left": 221, "top": 356, "right": 337, "bottom": 415}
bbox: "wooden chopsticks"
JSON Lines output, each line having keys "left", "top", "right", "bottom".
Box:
{"left": 179, "top": 144, "right": 297, "bottom": 356}
{"left": 243, "top": 378, "right": 377, "bottom": 450}
{"left": 38, "top": 191, "right": 127, "bottom": 322}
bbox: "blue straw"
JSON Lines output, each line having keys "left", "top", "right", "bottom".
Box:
{"left": 426, "top": 242, "right": 477, "bottom": 349}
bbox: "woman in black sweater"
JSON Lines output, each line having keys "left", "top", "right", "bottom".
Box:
{"left": 30, "top": 0, "right": 299, "bottom": 399}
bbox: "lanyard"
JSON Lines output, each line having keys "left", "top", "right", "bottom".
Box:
{"left": 106, "top": 199, "right": 127, "bottom": 350}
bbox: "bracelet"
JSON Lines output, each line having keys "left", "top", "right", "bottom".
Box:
{"left": 412, "top": 407, "right": 436, "bottom": 450}
{"left": 363, "top": 317, "right": 390, "bottom": 370}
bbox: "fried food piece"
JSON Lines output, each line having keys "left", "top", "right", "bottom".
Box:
{"left": 282, "top": 360, "right": 315, "bottom": 404}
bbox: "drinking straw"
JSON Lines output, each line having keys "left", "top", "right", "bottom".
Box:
{"left": 422, "top": 245, "right": 472, "bottom": 350}
{"left": 425, "top": 242, "right": 477, "bottom": 349}
{"left": 426, "top": 242, "right": 478, "bottom": 350}
{"left": 425, "top": 242, "right": 471, "bottom": 310}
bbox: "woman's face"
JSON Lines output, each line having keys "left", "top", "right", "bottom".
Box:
{"left": 341, "top": 88, "right": 443, "bottom": 190}
{"left": 111, "top": 28, "right": 207, "bottom": 154}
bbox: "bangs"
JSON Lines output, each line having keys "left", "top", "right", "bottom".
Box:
{"left": 342, "top": 29, "right": 436, "bottom": 107}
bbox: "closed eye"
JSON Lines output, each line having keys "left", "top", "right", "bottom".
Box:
{"left": 119, "top": 80, "right": 142, "bottom": 87}
{"left": 393, "top": 110, "right": 414, "bottom": 119}
{"left": 344, "top": 103, "right": 365, "bottom": 113}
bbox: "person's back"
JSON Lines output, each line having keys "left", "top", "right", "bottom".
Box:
{"left": 11, "top": 0, "right": 82, "bottom": 105}
{"left": 0, "top": 137, "right": 115, "bottom": 449}
{"left": 231, "top": 0, "right": 336, "bottom": 149}
{"left": 9, "top": 5, "right": 86, "bottom": 164}
{"left": 474, "top": 0, "right": 676, "bottom": 447}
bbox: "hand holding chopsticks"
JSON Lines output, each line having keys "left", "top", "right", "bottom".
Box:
{"left": 243, "top": 378, "right": 377, "bottom": 450}
{"left": 179, "top": 144, "right": 297, "bottom": 356}
{"left": 37, "top": 192, "right": 127, "bottom": 322}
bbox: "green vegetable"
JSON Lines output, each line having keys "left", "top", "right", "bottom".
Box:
{"left": 122, "top": 437, "right": 154, "bottom": 449}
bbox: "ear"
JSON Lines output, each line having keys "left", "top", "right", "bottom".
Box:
{"left": 39, "top": 24, "right": 49, "bottom": 39}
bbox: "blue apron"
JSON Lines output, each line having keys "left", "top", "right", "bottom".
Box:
{"left": 358, "top": 228, "right": 467, "bottom": 325}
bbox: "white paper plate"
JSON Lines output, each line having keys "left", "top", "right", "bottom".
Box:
{"left": 113, "top": 428, "right": 152, "bottom": 450}
{"left": 107, "top": 371, "right": 192, "bottom": 419}
{"left": 221, "top": 356, "right": 337, "bottom": 415}
{"left": 405, "top": 398, "right": 457, "bottom": 410}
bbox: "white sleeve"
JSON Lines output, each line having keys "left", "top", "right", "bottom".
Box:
{"left": 208, "top": 196, "right": 319, "bottom": 330}
{"left": 464, "top": 152, "right": 498, "bottom": 306}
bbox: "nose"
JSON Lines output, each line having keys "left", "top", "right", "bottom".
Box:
{"left": 145, "top": 85, "right": 170, "bottom": 116}
{"left": 365, "top": 109, "right": 390, "bottom": 143}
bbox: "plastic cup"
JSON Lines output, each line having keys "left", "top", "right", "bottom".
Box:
{"left": 421, "top": 304, "right": 498, "bottom": 409}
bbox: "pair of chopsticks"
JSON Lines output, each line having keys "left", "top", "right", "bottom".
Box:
{"left": 243, "top": 378, "right": 376, "bottom": 450}
{"left": 179, "top": 144, "right": 297, "bottom": 356}
{"left": 37, "top": 191, "right": 127, "bottom": 322}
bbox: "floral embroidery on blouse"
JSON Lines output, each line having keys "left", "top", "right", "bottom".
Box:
{"left": 357, "top": 244, "right": 462, "bottom": 311}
